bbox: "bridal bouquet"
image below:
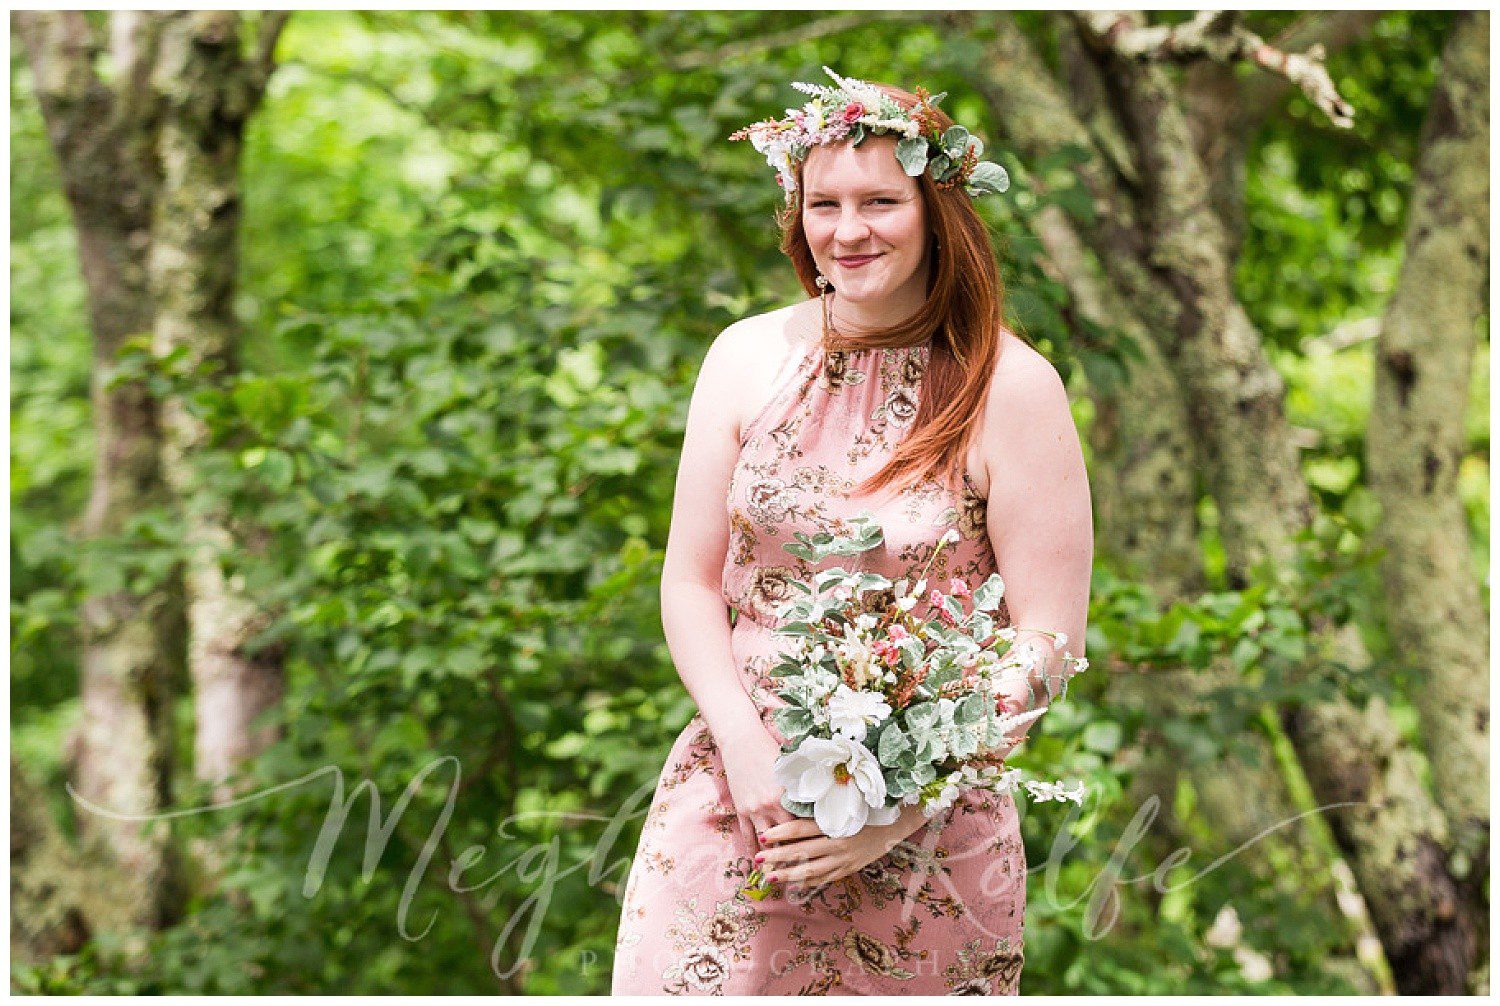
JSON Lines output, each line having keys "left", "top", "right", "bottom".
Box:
{"left": 741, "top": 515, "right": 1087, "bottom": 898}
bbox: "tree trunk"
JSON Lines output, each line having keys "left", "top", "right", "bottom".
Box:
{"left": 1032, "top": 197, "right": 1340, "bottom": 923}
{"left": 1365, "top": 4, "right": 1489, "bottom": 926}
{"left": 14, "top": 10, "right": 183, "bottom": 932}
{"left": 149, "top": 11, "right": 289, "bottom": 802}
{"left": 961, "top": 10, "right": 1482, "bottom": 991}
{"left": 1069, "top": 14, "right": 1482, "bottom": 992}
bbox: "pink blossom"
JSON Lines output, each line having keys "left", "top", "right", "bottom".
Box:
{"left": 842, "top": 101, "right": 865, "bottom": 123}
{"left": 950, "top": 579, "right": 971, "bottom": 598}
{"left": 888, "top": 624, "right": 909, "bottom": 643}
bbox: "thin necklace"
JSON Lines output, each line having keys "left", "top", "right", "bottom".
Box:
{"left": 820, "top": 288, "right": 929, "bottom": 353}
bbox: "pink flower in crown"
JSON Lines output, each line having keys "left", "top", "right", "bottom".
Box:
{"left": 842, "top": 101, "right": 866, "bottom": 123}
{"left": 888, "top": 624, "right": 910, "bottom": 644}
{"left": 950, "top": 579, "right": 971, "bottom": 598}
{"left": 871, "top": 638, "right": 901, "bottom": 667}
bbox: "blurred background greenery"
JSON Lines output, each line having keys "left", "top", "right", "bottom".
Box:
{"left": 10, "top": 10, "right": 1487, "bottom": 994}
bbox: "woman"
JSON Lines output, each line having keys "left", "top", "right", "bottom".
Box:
{"left": 611, "top": 68, "right": 1093, "bottom": 995}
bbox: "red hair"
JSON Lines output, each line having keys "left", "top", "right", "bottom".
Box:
{"left": 774, "top": 82, "right": 1024, "bottom": 499}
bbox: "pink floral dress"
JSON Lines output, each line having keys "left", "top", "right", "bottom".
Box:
{"left": 611, "top": 336, "right": 1026, "bottom": 995}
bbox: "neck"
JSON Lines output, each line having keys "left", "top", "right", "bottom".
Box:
{"left": 824, "top": 286, "right": 928, "bottom": 348}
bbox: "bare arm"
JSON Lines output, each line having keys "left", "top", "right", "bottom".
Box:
{"left": 979, "top": 343, "right": 1095, "bottom": 749}
{"left": 660, "top": 322, "right": 768, "bottom": 749}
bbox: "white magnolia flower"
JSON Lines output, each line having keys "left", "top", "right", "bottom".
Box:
{"left": 774, "top": 735, "right": 900, "bottom": 838}
{"left": 826, "top": 684, "right": 891, "bottom": 741}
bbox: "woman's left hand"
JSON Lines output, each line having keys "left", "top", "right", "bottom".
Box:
{"left": 753, "top": 806, "right": 927, "bottom": 889}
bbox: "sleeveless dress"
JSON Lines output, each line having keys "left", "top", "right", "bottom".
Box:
{"left": 611, "top": 334, "right": 1027, "bottom": 996}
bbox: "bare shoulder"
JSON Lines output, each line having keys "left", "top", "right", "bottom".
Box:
{"left": 989, "top": 329, "right": 1066, "bottom": 402}
{"left": 975, "top": 329, "right": 1082, "bottom": 487}
{"left": 723, "top": 298, "right": 819, "bottom": 354}
{"left": 704, "top": 299, "right": 820, "bottom": 440}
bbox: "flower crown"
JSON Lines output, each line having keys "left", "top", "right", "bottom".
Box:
{"left": 729, "top": 65, "right": 1011, "bottom": 203}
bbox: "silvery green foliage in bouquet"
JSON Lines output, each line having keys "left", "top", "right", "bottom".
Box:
{"left": 740, "top": 514, "right": 1088, "bottom": 898}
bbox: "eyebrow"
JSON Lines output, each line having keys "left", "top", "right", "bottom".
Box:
{"left": 804, "top": 188, "right": 907, "bottom": 199}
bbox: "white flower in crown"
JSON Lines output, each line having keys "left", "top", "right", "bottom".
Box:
{"left": 812, "top": 65, "right": 875, "bottom": 104}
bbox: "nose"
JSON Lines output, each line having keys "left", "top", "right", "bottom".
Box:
{"left": 833, "top": 207, "right": 873, "bottom": 248}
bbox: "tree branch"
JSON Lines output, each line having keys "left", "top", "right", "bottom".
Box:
{"left": 666, "top": 11, "right": 933, "bottom": 71}
{"left": 1241, "top": 10, "right": 1382, "bottom": 127}
{"left": 109, "top": 12, "right": 164, "bottom": 137}
{"left": 13, "top": 10, "right": 111, "bottom": 117}
{"left": 1083, "top": 10, "right": 1354, "bottom": 127}
{"left": 250, "top": 11, "right": 292, "bottom": 95}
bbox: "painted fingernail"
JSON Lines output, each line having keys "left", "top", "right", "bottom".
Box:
{"left": 768, "top": 873, "right": 779, "bottom": 882}
{"left": 757, "top": 832, "right": 766, "bottom": 841}
{"left": 754, "top": 854, "right": 764, "bottom": 864}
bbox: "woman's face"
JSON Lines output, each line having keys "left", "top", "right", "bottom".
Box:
{"left": 801, "top": 134, "right": 930, "bottom": 308}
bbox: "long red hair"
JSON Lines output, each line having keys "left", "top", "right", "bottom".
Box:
{"left": 774, "top": 82, "right": 1019, "bottom": 499}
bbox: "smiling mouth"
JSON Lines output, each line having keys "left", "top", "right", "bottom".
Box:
{"left": 836, "top": 254, "right": 881, "bottom": 266}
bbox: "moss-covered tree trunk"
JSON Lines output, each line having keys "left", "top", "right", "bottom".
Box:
{"left": 1365, "top": 5, "right": 1489, "bottom": 931}
{"left": 958, "top": 10, "right": 1484, "bottom": 992}
{"left": 148, "top": 11, "right": 289, "bottom": 802}
{"left": 13, "top": 10, "right": 182, "bottom": 934}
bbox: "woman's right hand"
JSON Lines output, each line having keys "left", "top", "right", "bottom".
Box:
{"left": 720, "top": 721, "right": 796, "bottom": 846}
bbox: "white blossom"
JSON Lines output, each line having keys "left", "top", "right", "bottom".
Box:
{"left": 826, "top": 684, "right": 892, "bottom": 742}
{"left": 1023, "top": 779, "right": 1086, "bottom": 804}
{"left": 773, "top": 735, "right": 900, "bottom": 838}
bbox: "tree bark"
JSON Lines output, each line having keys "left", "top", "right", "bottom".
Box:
{"left": 13, "top": 9, "right": 183, "bottom": 932}
{"left": 1068, "top": 13, "right": 1480, "bottom": 992}
{"left": 1032, "top": 189, "right": 1337, "bottom": 921}
{"left": 1366, "top": 6, "right": 1489, "bottom": 917}
{"left": 148, "top": 11, "right": 290, "bottom": 802}
{"left": 962, "top": 10, "right": 1482, "bottom": 991}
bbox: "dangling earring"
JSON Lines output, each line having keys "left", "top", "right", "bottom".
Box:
{"left": 817, "top": 274, "right": 837, "bottom": 346}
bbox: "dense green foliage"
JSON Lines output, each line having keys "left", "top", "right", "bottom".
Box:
{"left": 11, "top": 11, "right": 1484, "bottom": 994}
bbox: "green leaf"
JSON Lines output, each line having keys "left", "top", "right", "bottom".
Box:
{"left": 964, "top": 161, "right": 1011, "bottom": 197}
{"left": 895, "top": 136, "right": 930, "bottom": 176}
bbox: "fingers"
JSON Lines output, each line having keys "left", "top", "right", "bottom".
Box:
{"left": 758, "top": 817, "right": 823, "bottom": 846}
{"left": 760, "top": 852, "right": 845, "bottom": 888}
{"left": 755, "top": 834, "right": 843, "bottom": 891}
{"left": 740, "top": 812, "right": 769, "bottom": 854}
